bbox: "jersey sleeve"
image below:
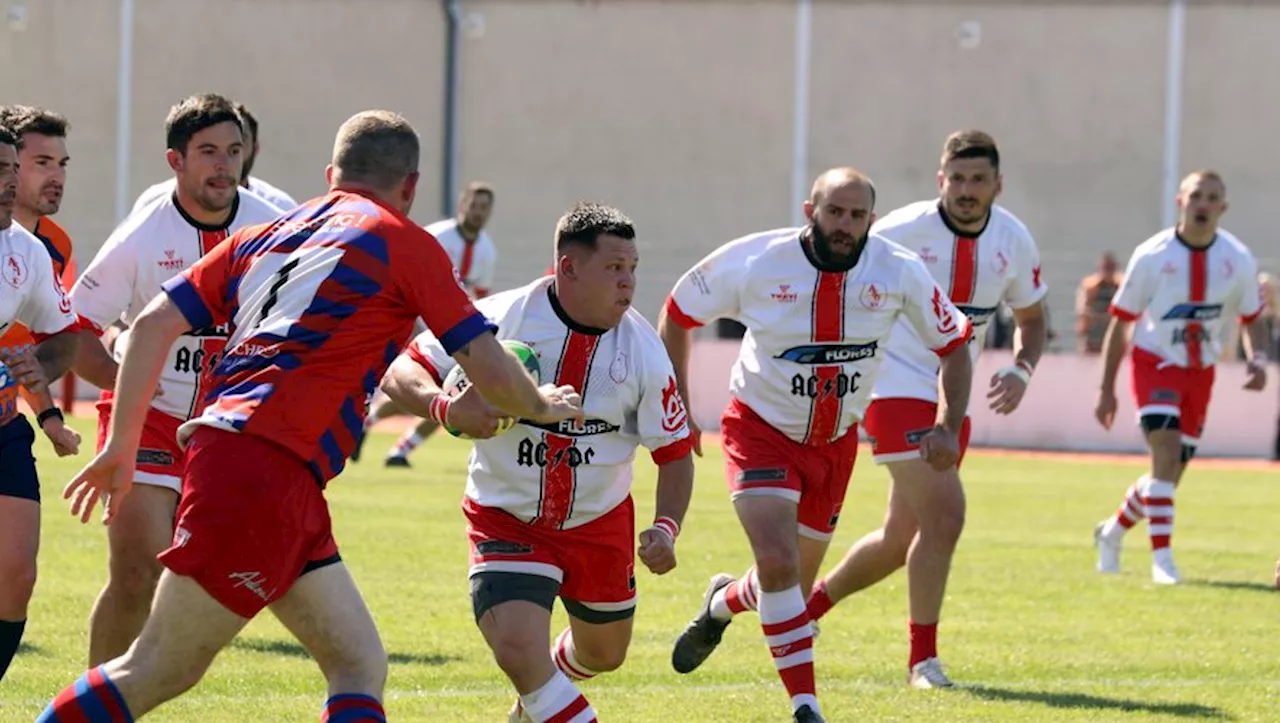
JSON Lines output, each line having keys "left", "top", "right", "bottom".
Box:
{"left": 160, "top": 234, "right": 239, "bottom": 330}
{"left": 16, "top": 248, "right": 77, "bottom": 339}
{"left": 69, "top": 229, "right": 140, "bottom": 335}
{"left": 1109, "top": 248, "right": 1153, "bottom": 321}
{"left": 663, "top": 241, "right": 746, "bottom": 329}
{"left": 635, "top": 337, "right": 694, "bottom": 465}
{"left": 474, "top": 243, "right": 497, "bottom": 298}
{"left": 1235, "top": 252, "right": 1265, "bottom": 323}
{"left": 1004, "top": 229, "right": 1049, "bottom": 309}
{"left": 403, "top": 327, "right": 455, "bottom": 386}
{"left": 901, "top": 254, "right": 973, "bottom": 356}
{"left": 397, "top": 228, "right": 496, "bottom": 356}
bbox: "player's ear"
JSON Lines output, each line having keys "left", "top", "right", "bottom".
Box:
{"left": 165, "top": 149, "right": 182, "bottom": 173}
{"left": 802, "top": 200, "right": 816, "bottom": 224}
{"left": 936, "top": 170, "right": 945, "bottom": 192}
{"left": 559, "top": 253, "right": 575, "bottom": 278}
{"left": 401, "top": 171, "right": 420, "bottom": 209}
{"left": 324, "top": 164, "right": 335, "bottom": 187}
{"left": 1221, "top": 199, "right": 1229, "bottom": 215}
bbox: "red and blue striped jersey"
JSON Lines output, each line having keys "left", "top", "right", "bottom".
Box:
{"left": 162, "top": 189, "right": 495, "bottom": 484}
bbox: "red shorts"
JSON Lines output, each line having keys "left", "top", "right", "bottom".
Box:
{"left": 721, "top": 398, "right": 859, "bottom": 541}
{"left": 158, "top": 427, "right": 340, "bottom": 619}
{"left": 465, "top": 495, "right": 636, "bottom": 617}
{"left": 1130, "top": 347, "right": 1215, "bottom": 444}
{"left": 96, "top": 391, "right": 185, "bottom": 493}
{"left": 864, "top": 398, "right": 972, "bottom": 466}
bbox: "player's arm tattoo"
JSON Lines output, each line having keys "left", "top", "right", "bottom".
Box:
{"left": 34, "top": 329, "right": 80, "bottom": 383}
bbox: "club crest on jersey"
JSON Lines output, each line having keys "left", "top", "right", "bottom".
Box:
{"left": 1222, "top": 258, "right": 1235, "bottom": 279}
{"left": 2, "top": 253, "right": 27, "bottom": 288}
{"left": 609, "top": 351, "right": 628, "bottom": 383}
{"left": 858, "top": 282, "right": 886, "bottom": 310}
{"left": 919, "top": 247, "right": 938, "bottom": 264}
{"left": 991, "top": 249, "right": 1010, "bottom": 275}
{"left": 771, "top": 284, "right": 798, "bottom": 303}
{"left": 1161, "top": 262, "right": 1179, "bottom": 275}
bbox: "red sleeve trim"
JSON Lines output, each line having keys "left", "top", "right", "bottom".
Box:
{"left": 1109, "top": 304, "right": 1140, "bottom": 322}
{"left": 474, "top": 288, "right": 491, "bottom": 299}
{"left": 1240, "top": 308, "right": 1264, "bottom": 325}
{"left": 32, "top": 322, "right": 78, "bottom": 344}
{"left": 663, "top": 297, "right": 704, "bottom": 330}
{"left": 405, "top": 342, "right": 444, "bottom": 386}
{"left": 931, "top": 319, "right": 974, "bottom": 357}
{"left": 651, "top": 435, "right": 694, "bottom": 465}
{"left": 76, "top": 314, "right": 104, "bottom": 337}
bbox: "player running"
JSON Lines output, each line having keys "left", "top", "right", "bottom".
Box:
{"left": 0, "top": 126, "right": 81, "bottom": 681}
{"left": 805, "top": 131, "right": 1048, "bottom": 688}
{"left": 384, "top": 202, "right": 694, "bottom": 723}
{"left": 69, "top": 94, "right": 283, "bottom": 666}
{"left": 41, "top": 110, "right": 581, "bottom": 722}
{"left": 660, "top": 168, "right": 974, "bottom": 722}
{"left": 1093, "top": 170, "right": 1267, "bottom": 585}
{"left": 358, "top": 181, "right": 499, "bottom": 467}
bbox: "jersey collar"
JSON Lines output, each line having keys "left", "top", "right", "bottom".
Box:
{"left": 171, "top": 190, "right": 240, "bottom": 233}
{"left": 936, "top": 200, "right": 990, "bottom": 238}
{"left": 548, "top": 285, "right": 609, "bottom": 336}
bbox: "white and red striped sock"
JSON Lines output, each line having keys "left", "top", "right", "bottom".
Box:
{"left": 390, "top": 429, "right": 424, "bottom": 458}
{"left": 709, "top": 567, "right": 758, "bottom": 621}
{"left": 758, "top": 586, "right": 819, "bottom": 715}
{"left": 1100, "top": 476, "right": 1148, "bottom": 542}
{"left": 552, "top": 628, "right": 600, "bottom": 682}
{"left": 519, "top": 670, "right": 597, "bottom": 723}
{"left": 1143, "top": 478, "right": 1177, "bottom": 551}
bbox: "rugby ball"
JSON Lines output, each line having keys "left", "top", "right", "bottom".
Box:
{"left": 439, "top": 339, "right": 540, "bottom": 439}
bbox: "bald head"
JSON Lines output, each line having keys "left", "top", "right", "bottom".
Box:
{"left": 1180, "top": 169, "right": 1225, "bottom": 197}
{"left": 810, "top": 167, "right": 876, "bottom": 208}
{"left": 330, "top": 110, "right": 419, "bottom": 192}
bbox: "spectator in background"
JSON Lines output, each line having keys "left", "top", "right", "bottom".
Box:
{"left": 1076, "top": 252, "right": 1122, "bottom": 354}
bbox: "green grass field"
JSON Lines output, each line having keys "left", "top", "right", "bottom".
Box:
{"left": 3, "top": 418, "right": 1279, "bottom": 722}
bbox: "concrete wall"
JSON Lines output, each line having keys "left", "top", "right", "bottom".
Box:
{"left": 2, "top": 0, "right": 1277, "bottom": 347}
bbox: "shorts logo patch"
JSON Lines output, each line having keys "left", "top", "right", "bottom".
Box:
{"left": 904, "top": 427, "right": 934, "bottom": 445}
{"left": 136, "top": 448, "right": 175, "bottom": 467}
{"left": 1151, "top": 388, "right": 1181, "bottom": 403}
{"left": 476, "top": 539, "right": 533, "bottom": 556}
{"left": 735, "top": 467, "right": 789, "bottom": 486}
{"left": 228, "top": 571, "right": 274, "bottom": 602}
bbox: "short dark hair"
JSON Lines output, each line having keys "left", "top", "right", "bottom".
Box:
{"left": 0, "top": 126, "right": 17, "bottom": 150}
{"left": 331, "top": 110, "right": 420, "bottom": 191}
{"left": 234, "top": 103, "right": 259, "bottom": 140}
{"left": 942, "top": 130, "right": 1000, "bottom": 171}
{"left": 0, "top": 106, "right": 69, "bottom": 149}
{"left": 164, "top": 94, "right": 242, "bottom": 154}
{"left": 555, "top": 202, "right": 636, "bottom": 254}
{"left": 461, "top": 181, "right": 494, "bottom": 204}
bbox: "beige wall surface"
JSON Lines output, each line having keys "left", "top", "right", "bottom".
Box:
{"left": 2, "top": 1, "right": 1276, "bottom": 347}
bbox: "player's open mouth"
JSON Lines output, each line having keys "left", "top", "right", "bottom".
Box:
{"left": 42, "top": 188, "right": 61, "bottom": 201}
{"left": 1194, "top": 213, "right": 1208, "bottom": 223}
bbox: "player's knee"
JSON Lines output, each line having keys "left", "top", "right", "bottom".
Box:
{"left": 0, "top": 551, "right": 37, "bottom": 611}
{"left": 572, "top": 637, "right": 628, "bottom": 673}
{"left": 753, "top": 546, "right": 800, "bottom": 589}
{"left": 487, "top": 628, "right": 546, "bottom": 679}
{"left": 880, "top": 513, "right": 919, "bottom": 556}
{"left": 108, "top": 547, "right": 165, "bottom": 601}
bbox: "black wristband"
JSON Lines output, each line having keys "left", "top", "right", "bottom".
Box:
{"left": 37, "top": 407, "right": 64, "bottom": 427}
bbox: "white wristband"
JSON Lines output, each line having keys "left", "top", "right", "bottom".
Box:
{"left": 997, "top": 365, "right": 1031, "bottom": 385}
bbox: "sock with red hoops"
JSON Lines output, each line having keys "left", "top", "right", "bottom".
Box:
{"left": 1099, "top": 475, "right": 1148, "bottom": 543}
{"left": 758, "top": 586, "right": 819, "bottom": 715}
{"left": 709, "top": 567, "right": 759, "bottom": 621}
{"left": 806, "top": 579, "right": 836, "bottom": 622}
{"left": 519, "top": 671, "right": 597, "bottom": 723}
{"left": 36, "top": 665, "right": 134, "bottom": 722}
{"left": 908, "top": 620, "right": 939, "bottom": 669}
{"left": 553, "top": 628, "right": 601, "bottom": 682}
{"left": 321, "top": 693, "right": 386, "bottom": 722}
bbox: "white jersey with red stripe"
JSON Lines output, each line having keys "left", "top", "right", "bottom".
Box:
{"left": 869, "top": 201, "right": 1048, "bottom": 402}
{"left": 664, "top": 227, "right": 974, "bottom": 445}
{"left": 1110, "top": 227, "right": 1263, "bottom": 369}
{"left": 70, "top": 189, "right": 283, "bottom": 420}
{"left": 406, "top": 276, "right": 693, "bottom": 530}
{"left": 426, "top": 218, "right": 497, "bottom": 298}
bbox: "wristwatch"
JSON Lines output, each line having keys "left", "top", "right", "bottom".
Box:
{"left": 37, "top": 407, "right": 64, "bottom": 427}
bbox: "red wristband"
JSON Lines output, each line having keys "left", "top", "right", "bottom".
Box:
{"left": 429, "top": 395, "right": 451, "bottom": 425}
{"left": 653, "top": 516, "right": 679, "bottom": 542}
{"left": 1016, "top": 359, "right": 1035, "bottom": 376}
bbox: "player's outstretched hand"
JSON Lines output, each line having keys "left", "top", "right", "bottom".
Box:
{"left": 638, "top": 526, "right": 677, "bottom": 575}
{"left": 918, "top": 426, "right": 960, "bottom": 471}
{"left": 1244, "top": 357, "right": 1267, "bottom": 391}
{"left": 0, "top": 347, "right": 47, "bottom": 395}
{"left": 1094, "top": 390, "right": 1117, "bottom": 430}
{"left": 531, "top": 384, "right": 583, "bottom": 424}
{"left": 42, "top": 417, "right": 81, "bottom": 457}
{"left": 63, "top": 445, "right": 134, "bottom": 525}
{"left": 987, "top": 368, "right": 1029, "bottom": 415}
{"left": 448, "top": 385, "right": 513, "bottom": 439}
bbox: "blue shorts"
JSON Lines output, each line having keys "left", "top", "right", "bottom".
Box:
{"left": 0, "top": 415, "right": 39, "bottom": 502}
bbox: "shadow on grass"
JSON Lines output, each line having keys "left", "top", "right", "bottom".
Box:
{"left": 1186, "top": 579, "right": 1277, "bottom": 594}
{"left": 16, "top": 641, "right": 46, "bottom": 656}
{"left": 230, "top": 637, "right": 460, "bottom": 666}
{"left": 962, "top": 685, "right": 1232, "bottom": 720}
